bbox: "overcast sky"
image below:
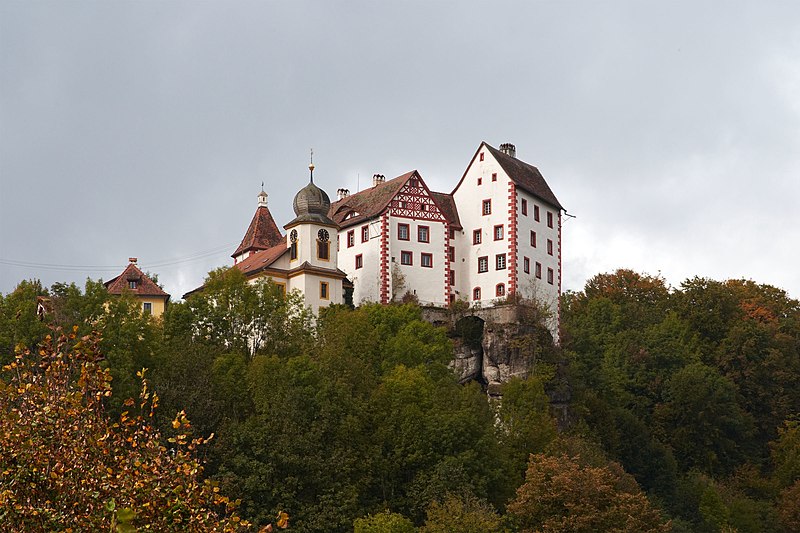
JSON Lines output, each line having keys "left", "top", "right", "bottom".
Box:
{"left": 1, "top": 1, "right": 799, "bottom": 301}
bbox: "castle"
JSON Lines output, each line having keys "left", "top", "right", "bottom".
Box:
{"left": 192, "top": 141, "right": 564, "bottom": 333}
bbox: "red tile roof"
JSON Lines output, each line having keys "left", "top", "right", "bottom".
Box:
{"left": 232, "top": 205, "right": 283, "bottom": 258}
{"left": 234, "top": 236, "right": 289, "bottom": 277}
{"left": 429, "top": 191, "right": 462, "bottom": 230}
{"left": 105, "top": 263, "right": 170, "bottom": 298}
{"left": 483, "top": 143, "right": 563, "bottom": 210}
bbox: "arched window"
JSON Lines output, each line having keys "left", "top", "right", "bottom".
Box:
{"left": 290, "top": 230, "right": 298, "bottom": 260}
{"left": 472, "top": 287, "right": 481, "bottom": 301}
{"left": 496, "top": 283, "right": 505, "bottom": 297}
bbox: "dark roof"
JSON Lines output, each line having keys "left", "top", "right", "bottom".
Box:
{"left": 287, "top": 180, "right": 335, "bottom": 227}
{"left": 483, "top": 143, "right": 563, "bottom": 210}
{"left": 105, "top": 263, "right": 170, "bottom": 298}
{"left": 328, "top": 171, "right": 415, "bottom": 228}
{"left": 232, "top": 205, "right": 283, "bottom": 258}
{"left": 429, "top": 191, "right": 462, "bottom": 230}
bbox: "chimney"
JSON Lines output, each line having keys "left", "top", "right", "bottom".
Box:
{"left": 129, "top": 257, "right": 138, "bottom": 264}
{"left": 337, "top": 188, "right": 350, "bottom": 200}
{"left": 372, "top": 174, "right": 386, "bottom": 187}
{"left": 499, "top": 143, "right": 516, "bottom": 158}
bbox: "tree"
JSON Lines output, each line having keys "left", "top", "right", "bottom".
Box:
{"left": 507, "top": 452, "right": 670, "bottom": 533}
{"left": 0, "top": 328, "right": 249, "bottom": 531}
{"left": 420, "top": 493, "right": 505, "bottom": 533}
{"left": 354, "top": 511, "right": 415, "bottom": 533}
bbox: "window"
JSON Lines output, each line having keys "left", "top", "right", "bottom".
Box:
{"left": 421, "top": 253, "right": 433, "bottom": 268}
{"left": 535, "top": 262, "right": 542, "bottom": 279}
{"left": 361, "top": 225, "right": 369, "bottom": 242}
{"left": 480, "top": 152, "right": 484, "bottom": 161}
{"left": 523, "top": 257, "right": 530, "bottom": 274}
{"left": 128, "top": 280, "right": 137, "bottom": 289}
{"left": 482, "top": 199, "right": 492, "bottom": 215}
{"left": 521, "top": 198, "right": 528, "bottom": 216}
{"left": 320, "top": 281, "right": 329, "bottom": 300}
{"left": 448, "top": 246, "right": 455, "bottom": 262}
{"left": 478, "top": 256, "right": 488, "bottom": 273}
{"left": 478, "top": 177, "right": 482, "bottom": 185}
{"left": 496, "top": 253, "right": 506, "bottom": 270}
{"left": 547, "top": 268, "right": 554, "bottom": 285}
{"left": 496, "top": 283, "right": 505, "bottom": 297}
{"left": 317, "top": 228, "right": 330, "bottom": 261}
{"left": 473, "top": 229, "right": 482, "bottom": 245}
{"left": 421, "top": 203, "right": 428, "bottom": 211}
{"left": 401, "top": 251, "right": 413, "bottom": 265}
{"left": 398, "top": 223, "right": 409, "bottom": 240}
{"left": 492, "top": 172, "right": 497, "bottom": 182}
{"left": 494, "top": 225, "right": 504, "bottom": 241}
{"left": 290, "top": 229, "right": 298, "bottom": 260}
{"left": 410, "top": 178, "right": 419, "bottom": 188}
{"left": 473, "top": 287, "right": 482, "bottom": 300}
{"left": 534, "top": 205, "right": 540, "bottom": 222}
{"left": 547, "top": 211, "right": 554, "bottom": 228}
{"left": 355, "top": 254, "right": 363, "bottom": 269}
{"left": 547, "top": 239, "right": 553, "bottom": 256}
{"left": 449, "top": 269, "right": 455, "bottom": 286}
{"left": 530, "top": 230, "right": 537, "bottom": 247}
{"left": 418, "top": 225, "right": 430, "bottom": 243}
{"left": 142, "top": 302, "right": 152, "bottom": 315}
{"left": 347, "top": 230, "right": 355, "bottom": 248}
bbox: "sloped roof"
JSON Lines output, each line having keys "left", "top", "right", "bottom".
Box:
{"left": 328, "top": 171, "right": 416, "bottom": 228}
{"left": 234, "top": 236, "right": 289, "bottom": 277}
{"left": 105, "top": 263, "right": 169, "bottom": 298}
{"left": 232, "top": 205, "right": 283, "bottom": 258}
{"left": 429, "top": 191, "right": 462, "bottom": 230}
{"left": 483, "top": 143, "right": 563, "bottom": 210}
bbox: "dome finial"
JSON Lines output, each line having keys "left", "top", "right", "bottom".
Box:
{"left": 308, "top": 148, "right": 315, "bottom": 183}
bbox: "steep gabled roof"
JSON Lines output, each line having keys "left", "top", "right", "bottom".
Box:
{"left": 328, "top": 171, "right": 416, "bottom": 228}
{"left": 429, "top": 191, "right": 462, "bottom": 230}
{"left": 232, "top": 205, "right": 283, "bottom": 258}
{"left": 105, "top": 263, "right": 169, "bottom": 298}
{"left": 234, "top": 236, "right": 289, "bottom": 277}
{"left": 453, "top": 142, "right": 564, "bottom": 211}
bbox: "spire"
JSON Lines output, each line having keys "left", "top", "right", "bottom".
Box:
{"left": 309, "top": 148, "right": 315, "bottom": 183}
{"left": 257, "top": 183, "right": 268, "bottom": 208}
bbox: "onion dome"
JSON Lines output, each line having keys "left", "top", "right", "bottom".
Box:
{"left": 285, "top": 162, "right": 336, "bottom": 227}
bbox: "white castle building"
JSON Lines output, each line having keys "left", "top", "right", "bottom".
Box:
{"left": 196, "top": 141, "right": 564, "bottom": 329}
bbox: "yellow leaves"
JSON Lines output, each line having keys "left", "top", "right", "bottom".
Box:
{"left": 172, "top": 419, "right": 181, "bottom": 429}
{"left": 276, "top": 511, "right": 289, "bottom": 528}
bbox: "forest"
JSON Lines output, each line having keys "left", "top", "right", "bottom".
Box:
{"left": 1, "top": 267, "right": 798, "bottom": 532}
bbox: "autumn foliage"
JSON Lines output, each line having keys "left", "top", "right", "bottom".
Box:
{"left": 0, "top": 327, "right": 247, "bottom": 531}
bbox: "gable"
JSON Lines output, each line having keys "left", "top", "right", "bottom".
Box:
{"left": 388, "top": 172, "right": 447, "bottom": 222}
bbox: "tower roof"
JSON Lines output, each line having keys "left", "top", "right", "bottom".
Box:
{"left": 232, "top": 192, "right": 283, "bottom": 258}
{"left": 285, "top": 164, "right": 336, "bottom": 227}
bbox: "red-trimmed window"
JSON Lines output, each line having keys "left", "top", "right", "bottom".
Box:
{"left": 492, "top": 172, "right": 497, "bottom": 182}
{"left": 473, "top": 229, "right": 481, "bottom": 245}
{"left": 547, "top": 268, "right": 554, "bottom": 285}
{"left": 448, "top": 246, "right": 455, "bottom": 262}
{"left": 535, "top": 262, "right": 542, "bottom": 279}
{"left": 523, "top": 257, "right": 530, "bottom": 274}
{"left": 494, "top": 225, "right": 504, "bottom": 241}
{"left": 421, "top": 253, "right": 433, "bottom": 268}
{"left": 478, "top": 177, "right": 482, "bottom": 185}
{"left": 496, "top": 254, "right": 506, "bottom": 270}
{"left": 496, "top": 283, "right": 505, "bottom": 297}
{"left": 398, "top": 223, "right": 410, "bottom": 241}
{"left": 347, "top": 230, "right": 355, "bottom": 248}
{"left": 547, "top": 211, "right": 554, "bottom": 228}
{"left": 449, "top": 228, "right": 455, "bottom": 239}
{"left": 473, "top": 287, "right": 482, "bottom": 300}
{"left": 355, "top": 254, "right": 363, "bottom": 269}
{"left": 478, "top": 256, "right": 488, "bottom": 273}
{"left": 482, "top": 199, "right": 491, "bottom": 215}
{"left": 521, "top": 198, "right": 528, "bottom": 216}
{"left": 547, "top": 239, "right": 553, "bottom": 256}
{"left": 418, "top": 225, "right": 430, "bottom": 243}
{"left": 479, "top": 152, "right": 484, "bottom": 161}
{"left": 530, "top": 230, "right": 537, "bottom": 247}
{"left": 361, "top": 225, "right": 369, "bottom": 243}
{"left": 534, "top": 205, "right": 540, "bottom": 222}
{"left": 400, "top": 251, "right": 412, "bottom": 265}
{"left": 449, "top": 269, "right": 455, "bottom": 286}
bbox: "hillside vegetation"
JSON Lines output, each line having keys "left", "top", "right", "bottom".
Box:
{"left": 1, "top": 267, "right": 798, "bottom": 532}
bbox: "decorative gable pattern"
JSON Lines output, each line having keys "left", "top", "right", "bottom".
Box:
{"left": 388, "top": 173, "right": 447, "bottom": 222}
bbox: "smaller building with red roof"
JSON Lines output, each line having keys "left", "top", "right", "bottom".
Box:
{"left": 105, "top": 258, "right": 170, "bottom": 317}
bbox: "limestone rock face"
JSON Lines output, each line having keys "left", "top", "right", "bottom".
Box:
{"left": 481, "top": 319, "right": 540, "bottom": 389}
{"left": 450, "top": 337, "right": 482, "bottom": 384}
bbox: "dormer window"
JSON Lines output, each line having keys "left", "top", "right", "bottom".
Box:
{"left": 128, "top": 280, "right": 137, "bottom": 289}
